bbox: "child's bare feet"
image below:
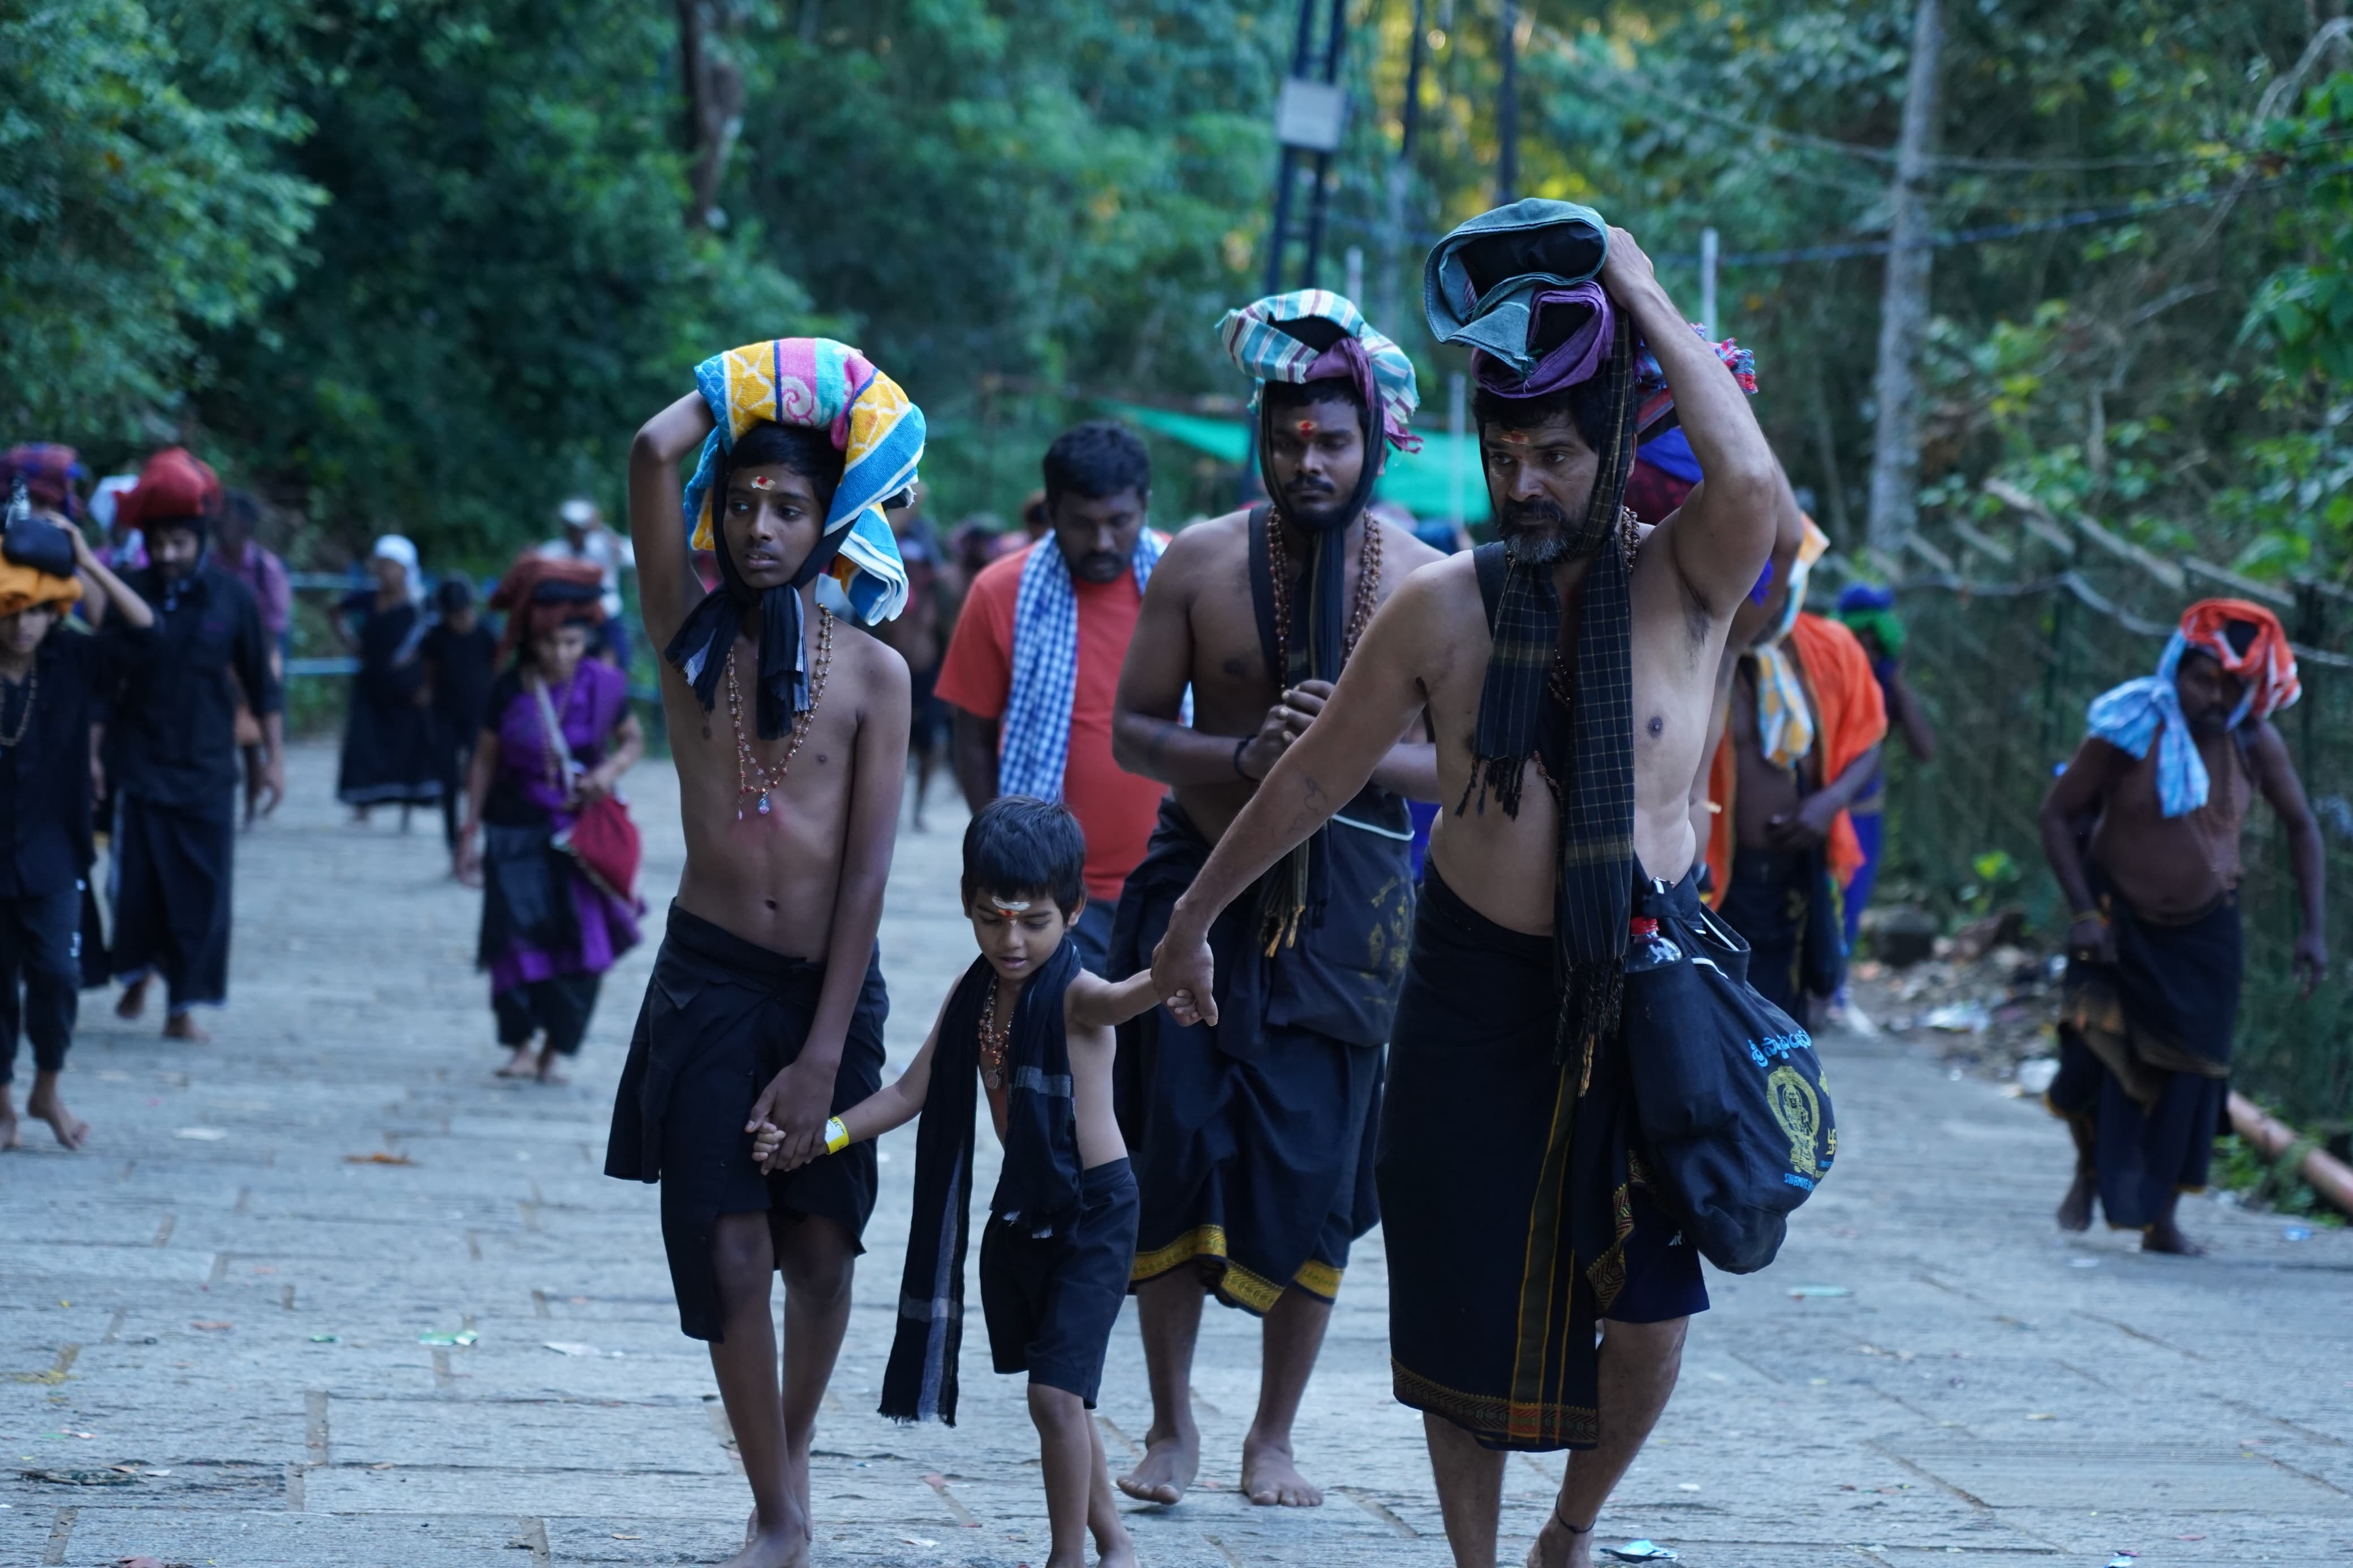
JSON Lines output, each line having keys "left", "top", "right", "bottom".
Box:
{"left": 26, "top": 1074, "right": 88, "bottom": 1150}
{"left": 496, "top": 1047, "right": 537, "bottom": 1079}
{"left": 534, "top": 1048, "right": 568, "bottom": 1086}
{"left": 115, "top": 975, "right": 149, "bottom": 1020}
{"left": 162, "top": 1011, "right": 210, "bottom": 1043}
{"left": 1117, "top": 1424, "right": 1197, "bottom": 1505}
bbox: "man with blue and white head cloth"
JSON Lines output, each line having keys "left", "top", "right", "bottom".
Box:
{"left": 1107, "top": 290, "right": 1445, "bottom": 1509}
{"left": 2040, "top": 598, "right": 2326, "bottom": 1257}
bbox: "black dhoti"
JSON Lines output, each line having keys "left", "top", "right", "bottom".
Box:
{"left": 2049, "top": 870, "right": 2239, "bottom": 1230}
{"left": 1111, "top": 797, "right": 1406, "bottom": 1314}
{"left": 0, "top": 885, "right": 81, "bottom": 1084}
{"left": 1718, "top": 844, "right": 1843, "bottom": 1016}
{"left": 604, "top": 904, "right": 888, "bottom": 1342}
{"left": 109, "top": 796, "right": 235, "bottom": 1014}
{"left": 1384, "top": 870, "right": 1707, "bottom": 1452}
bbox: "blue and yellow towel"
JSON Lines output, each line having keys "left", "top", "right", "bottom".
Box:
{"left": 681, "top": 337, "right": 920, "bottom": 628}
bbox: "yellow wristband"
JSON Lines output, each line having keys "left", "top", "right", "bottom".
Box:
{"left": 824, "top": 1117, "right": 850, "bottom": 1155}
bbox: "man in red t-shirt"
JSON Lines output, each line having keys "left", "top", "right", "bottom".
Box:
{"left": 937, "top": 422, "right": 1169, "bottom": 971}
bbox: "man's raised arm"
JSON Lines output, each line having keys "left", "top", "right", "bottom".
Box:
{"left": 1601, "top": 231, "right": 1777, "bottom": 616}
{"left": 628, "top": 392, "right": 717, "bottom": 655}
{"left": 1150, "top": 569, "right": 1440, "bottom": 1023}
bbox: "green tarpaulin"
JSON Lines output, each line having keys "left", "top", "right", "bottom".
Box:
{"left": 1108, "top": 402, "right": 1489, "bottom": 524}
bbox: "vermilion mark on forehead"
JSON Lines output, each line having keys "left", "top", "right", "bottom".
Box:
{"left": 748, "top": 474, "right": 777, "bottom": 490}
{"left": 1494, "top": 430, "right": 1536, "bottom": 445}
{"left": 988, "top": 896, "right": 1033, "bottom": 916}
{"left": 1295, "top": 420, "right": 1318, "bottom": 435}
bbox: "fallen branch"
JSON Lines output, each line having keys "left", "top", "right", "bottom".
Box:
{"left": 2227, "top": 1091, "right": 2353, "bottom": 1219}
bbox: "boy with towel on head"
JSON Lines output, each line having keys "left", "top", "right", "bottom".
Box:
{"left": 763, "top": 796, "right": 1170, "bottom": 1568}
{"left": 605, "top": 339, "right": 917, "bottom": 1568}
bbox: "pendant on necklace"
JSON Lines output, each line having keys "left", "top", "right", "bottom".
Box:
{"left": 756, "top": 792, "right": 772, "bottom": 816}
{"left": 982, "top": 1068, "right": 1005, "bottom": 1091}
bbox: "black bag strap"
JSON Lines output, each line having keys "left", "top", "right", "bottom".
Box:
{"left": 1473, "top": 539, "right": 1510, "bottom": 632}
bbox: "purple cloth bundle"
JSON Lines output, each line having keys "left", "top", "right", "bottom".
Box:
{"left": 1468, "top": 282, "right": 1614, "bottom": 398}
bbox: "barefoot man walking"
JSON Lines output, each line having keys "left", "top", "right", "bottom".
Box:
{"left": 1107, "top": 290, "right": 1443, "bottom": 1507}
{"left": 1150, "top": 206, "right": 1778, "bottom": 1566}
{"left": 2040, "top": 599, "right": 2326, "bottom": 1255}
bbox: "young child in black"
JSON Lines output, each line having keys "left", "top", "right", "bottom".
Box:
{"left": 759, "top": 797, "right": 1162, "bottom": 1568}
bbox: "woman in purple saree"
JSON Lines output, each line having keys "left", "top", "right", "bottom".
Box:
{"left": 458, "top": 557, "right": 645, "bottom": 1083}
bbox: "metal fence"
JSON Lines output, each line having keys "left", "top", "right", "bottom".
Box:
{"left": 1831, "top": 535, "right": 2353, "bottom": 1134}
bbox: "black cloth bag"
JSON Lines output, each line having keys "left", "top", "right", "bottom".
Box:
{"left": 1619, "top": 870, "right": 1835, "bottom": 1273}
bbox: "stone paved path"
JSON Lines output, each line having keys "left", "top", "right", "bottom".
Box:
{"left": 5, "top": 744, "right": 2350, "bottom": 1566}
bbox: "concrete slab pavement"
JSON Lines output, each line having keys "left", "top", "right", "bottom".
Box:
{"left": 5, "top": 744, "right": 2348, "bottom": 1566}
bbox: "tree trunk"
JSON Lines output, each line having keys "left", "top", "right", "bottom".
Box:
{"left": 1865, "top": 0, "right": 1944, "bottom": 552}
{"left": 677, "top": 0, "right": 743, "bottom": 230}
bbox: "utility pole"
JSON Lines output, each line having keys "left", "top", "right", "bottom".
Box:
{"left": 1496, "top": 0, "right": 1521, "bottom": 204}
{"left": 1379, "top": 0, "right": 1430, "bottom": 329}
{"left": 1251, "top": 0, "right": 1353, "bottom": 499}
{"left": 1299, "top": 0, "right": 1350, "bottom": 288}
{"left": 1698, "top": 226, "right": 1720, "bottom": 341}
{"left": 1264, "top": 0, "right": 1351, "bottom": 299}
{"left": 1865, "top": 0, "right": 1944, "bottom": 552}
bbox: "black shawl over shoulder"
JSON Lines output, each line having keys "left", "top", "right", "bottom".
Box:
{"left": 879, "top": 938, "right": 1083, "bottom": 1425}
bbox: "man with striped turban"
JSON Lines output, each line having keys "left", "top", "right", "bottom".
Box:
{"left": 2040, "top": 598, "right": 2326, "bottom": 1254}
{"left": 605, "top": 339, "right": 917, "bottom": 1566}
{"left": 1105, "top": 290, "right": 1445, "bottom": 1509}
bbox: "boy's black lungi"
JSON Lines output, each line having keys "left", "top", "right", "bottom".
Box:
{"left": 605, "top": 904, "right": 888, "bottom": 1342}
{"left": 980, "top": 1157, "right": 1139, "bottom": 1406}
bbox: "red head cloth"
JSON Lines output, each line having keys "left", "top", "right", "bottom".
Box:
{"left": 2179, "top": 598, "right": 2300, "bottom": 722}
{"left": 2, "top": 444, "right": 87, "bottom": 520}
{"left": 489, "top": 554, "right": 607, "bottom": 662}
{"left": 118, "top": 447, "right": 223, "bottom": 531}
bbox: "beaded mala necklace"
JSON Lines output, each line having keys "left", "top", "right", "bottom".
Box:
{"left": 0, "top": 663, "right": 37, "bottom": 749}
{"left": 726, "top": 608, "right": 834, "bottom": 819}
{"left": 1546, "top": 509, "right": 1641, "bottom": 710}
{"left": 976, "top": 980, "right": 1012, "bottom": 1091}
{"left": 1263, "top": 507, "right": 1382, "bottom": 677}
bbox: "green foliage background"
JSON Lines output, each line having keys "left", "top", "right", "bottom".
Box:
{"left": 19, "top": 1, "right": 2353, "bottom": 577}
{"left": 14, "top": 0, "right": 2353, "bottom": 1120}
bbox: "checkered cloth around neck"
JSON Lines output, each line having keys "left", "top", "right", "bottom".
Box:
{"left": 997, "top": 530, "right": 1170, "bottom": 801}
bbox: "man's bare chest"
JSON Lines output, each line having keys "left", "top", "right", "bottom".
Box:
{"left": 1184, "top": 532, "right": 1384, "bottom": 705}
